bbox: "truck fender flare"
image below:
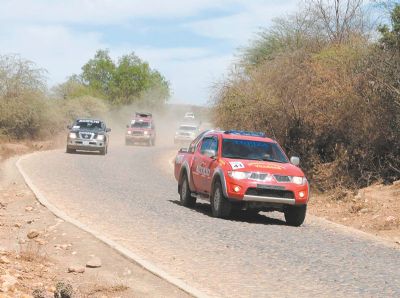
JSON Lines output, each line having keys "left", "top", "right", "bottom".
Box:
{"left": 211, "top": 167, "right": 228, "bottom": 198}
{"left": 179, "top": 161, "right": 192, "bottom": 190}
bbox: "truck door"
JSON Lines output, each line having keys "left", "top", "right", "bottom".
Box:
{"left": 200, "top": 137, "right": 219, "bottom": 194}
{"left": 191, "top": 137, "right": 212, "bottom": 193}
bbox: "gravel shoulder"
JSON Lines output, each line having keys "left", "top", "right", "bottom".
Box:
{"left": 0, "top": 156, "right": 190, "bottom": 297}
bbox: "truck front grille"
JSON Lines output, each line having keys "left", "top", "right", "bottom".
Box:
{"left": 246, "top": 188, "right": 294, "bottom": 199}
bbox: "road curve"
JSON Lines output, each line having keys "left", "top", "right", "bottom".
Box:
{"left": 19, "top": 143, "right": 400, "bottom": 297}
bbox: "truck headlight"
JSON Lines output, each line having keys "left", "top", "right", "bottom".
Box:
{"left": 292, "top": 176, "right": 306, "bottom": 185}
{"left": 127, "top": 131, "right": 132, "bottom": 135}
{"left": 228, "top": 171, "right": 251, "bottom": 180}
{"left": 68, "top": 132, "right": 77, "bottom": 139}
{"left": 144, "top": 131, "right": 149, "bottom": 135}
{"left": 97, "top": 134, "right": 105, "bottom": 141}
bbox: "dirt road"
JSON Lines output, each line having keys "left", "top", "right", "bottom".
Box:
{"left": 18, "top": 142, "right": 400, "bottom": 297}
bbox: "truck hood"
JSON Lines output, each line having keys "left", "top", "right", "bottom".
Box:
{"left": 222, "top": 158, "right": 305, "bottom": 177}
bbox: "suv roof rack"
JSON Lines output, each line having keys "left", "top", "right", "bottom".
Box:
{"left": 224, "top": 130, "right": 266, "bottom": 137}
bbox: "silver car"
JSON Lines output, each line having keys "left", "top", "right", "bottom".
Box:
{"left": 174, "top": 124, "right": 199, "bottom": 144}
{"left": 66, "top": 119, "right": 111, "bottom": 155}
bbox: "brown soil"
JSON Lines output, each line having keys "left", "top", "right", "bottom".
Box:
{"left": 309, "top": 182, "right": 400, "bottom": 245}
{"left": 0, "top": 146, "right": 189, "bottom": 297}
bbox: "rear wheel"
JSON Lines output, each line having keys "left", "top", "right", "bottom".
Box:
{"left": 284, "top": 205, "right": 307, "bottom": 226}
{"left": 211, "top": 181, "right": 231, "bottom": 218}
{"left": 180, "top": 174, "right": 196, "bottom": 207}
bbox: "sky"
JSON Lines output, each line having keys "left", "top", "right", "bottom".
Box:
{"left": 0, "top": 0, "right": 299, "bottom": 105}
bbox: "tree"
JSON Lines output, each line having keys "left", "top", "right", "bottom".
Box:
{"left": 306, "top": 0, "right": 367, "bottom": 44}
{"left": 81, "top": 49, "right": 116, "bottom": 97}
{"left": 80, "top": 50, "right": 170, "bottom": 106}
{"left": 378, "top": 4, "right": 400, "bottom": 51}
{"left": 0, "top": 54, "right": 46, "bottom": 98}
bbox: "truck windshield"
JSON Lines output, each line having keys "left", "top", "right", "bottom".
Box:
{"left": 131, "top": 121, "right": 150, "bottom": 128}
{"left": 222, "top": 139, "right": 288, "bottom": 163}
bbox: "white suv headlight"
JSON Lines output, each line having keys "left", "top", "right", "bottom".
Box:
{"left": 144, "top": 131, "right": 149, "bottom": 135}
{"left": 97, "top": 134, "right": 105, "bottom": 141}
{"left": 292, "top": 176, "right": 306, "bottom": 185}
{"left": 68, "top": 132, "right": 77, "bottom": 139}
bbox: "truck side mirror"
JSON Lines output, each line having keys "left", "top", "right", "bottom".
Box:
{"left": 126, "top": 124, "right": 129, "bottom": 128}
{"left": 290, "top": 156, "right": 300, "bottom": 166}
{"left": 106, "top": 128, "right": 111, "bottom": 132}
{"left": 204, "top": 149, "right": 217, "bottom": 159}
{"left": 67, "top": 125, "right": 71, "bottom": 129}
{"left": 179, "top": 148, "right": 188, "bottom": 153}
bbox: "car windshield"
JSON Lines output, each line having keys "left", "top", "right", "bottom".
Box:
{"left": 222, "top": 139, "right": 289, "bottom": 163}
{"left": 75, "top": 120, "right": 103, "bottom": 130}
{"left": 179, "top": 126, "right": 197, "bottom": 131}
{"left": 131, "top": 121, "right": 150, "bottom": 128}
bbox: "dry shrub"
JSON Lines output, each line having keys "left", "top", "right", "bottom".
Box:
{"left": 213, "top": 40, "right": 400, "bottom": 190}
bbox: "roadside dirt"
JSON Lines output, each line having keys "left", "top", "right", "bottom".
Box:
{"left": 0, "top": 154, "right": 189, "bottom": 297}
{"left": 309, "top": 183, "right": 400, "bottom": 244}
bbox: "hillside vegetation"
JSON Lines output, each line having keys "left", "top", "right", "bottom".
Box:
{"left": 0, "top": 50, "right": 170, "bottom": 140}
{"left": 213, "top": 1, "right": 400, "bottom": 191}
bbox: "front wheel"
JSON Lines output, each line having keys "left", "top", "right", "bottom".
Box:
{"left": 66, "top": 147, "right": 75, "bottom": 154}
{"left": 180, "top": 174, "right": 196, "bottom": 207}
{"left": 211, "top": 181, "right": 231, "bottom": 218}
{"left": 284, "top": 205, "right": 307, "bottom": 226}
{"left": 100, "top": 147, "right": 107, "bottom": 155}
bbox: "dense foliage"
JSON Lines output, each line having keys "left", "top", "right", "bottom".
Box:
{"left": 0, "top": 49, "right": 170, "bottom": 139}
{"left": 213, "top": 1, "right": 400, "bottom": 190}
{"left": 80, "top": 50, "right": 170, "bottom": 107}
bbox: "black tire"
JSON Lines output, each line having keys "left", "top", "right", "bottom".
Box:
{"left": 125, "top": 140, "right": 130, "bottom": 146}
{"left": 66, "top": 147, "right": 75, "bottom": 154}
{"left": 245, "top": 209, "right": 260, "bottom": 217}
{"left": 284, "top": 205, "right": 307, "bottom": 226}
{"left": 100, "top": 147, "right": 106, "bottom": 155}
{"left": 179, "top": 174, "right": 196, "bottom": 207}
{"left": 211, "top": 181, "right": 231, "bottom": 218}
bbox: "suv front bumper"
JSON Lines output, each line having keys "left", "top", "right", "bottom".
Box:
{"left": 67, "top": 139, "right": 106, "bottom": 151}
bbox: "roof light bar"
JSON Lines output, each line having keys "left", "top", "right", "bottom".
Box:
{"left": 224, "top": 130, "right": 266, "bottom": 137}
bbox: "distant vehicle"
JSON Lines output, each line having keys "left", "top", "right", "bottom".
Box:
{"left": 125, "top": 113, "right": 156, "bottom": 146}
{"left": 66, "top": 119, "right": 111, "bottom": 155}
{"left": 174, "top": 124, "right": 199, "bottom": 144}
{"left": 135, "top": 112, "right": 152, "bottom": 119}
{"left": 174, "top": 130, "right": 309, "bottom": 226}
{"left": 184, "top": 112, "right": 195, "bottom": 120}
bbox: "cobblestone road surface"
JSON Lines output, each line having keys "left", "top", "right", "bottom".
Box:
{"left": 20, "top": 144, "right": 400, "bottom": 297}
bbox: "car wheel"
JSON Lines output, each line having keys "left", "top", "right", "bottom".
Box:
{"left": 284, "top": 205, "right": 307, "bottom": 226}
{"left": 180, "top": 174, "right": 196, "bottom": 207}
{"left": 211, "top": 181, "right": 231, "bottom": 218}
{"left": 125, "top": 140, "right": 130, "bottom": 146}
{"left": 100, "top": 148, "right": 106, "bottom": 155}
{"left": 66, "top": 147, "right": 75, "bottom": 154}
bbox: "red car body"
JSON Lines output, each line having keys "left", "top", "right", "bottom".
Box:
{"left": 174, "top": 130, "right": 310, "bottom": 226}
{"left": 125, "top": 113, "right": 156, "bottom": 146}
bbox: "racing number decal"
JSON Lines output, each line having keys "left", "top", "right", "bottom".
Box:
{"left": 230, "top": 161, "right": 245, "bottom": 170}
